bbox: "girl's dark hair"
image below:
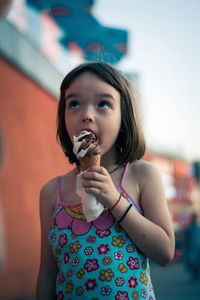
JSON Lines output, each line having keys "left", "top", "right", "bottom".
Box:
{"left": 57, "top": 62, "right": 146, "bottom": 166}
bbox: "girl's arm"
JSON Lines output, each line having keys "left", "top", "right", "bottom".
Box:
{"left": 113, "top": 162, "right": 175, "bottom": 266}
{"left": 82, "top": 162, "right": 175, "bottom": 266}
{"left": 36, "top": 181, "right": 58, "bottom": 300}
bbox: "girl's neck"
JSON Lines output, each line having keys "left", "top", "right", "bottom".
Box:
{"left": 100, "top": 152, "right": 119, "bottom": 174}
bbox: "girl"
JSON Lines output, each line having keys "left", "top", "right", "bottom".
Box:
{"left": 36, "top": 62, "right": 175, "bottom": 300}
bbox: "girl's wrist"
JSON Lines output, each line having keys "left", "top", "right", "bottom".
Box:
{"left": 109, "top": 194, "right": 130, "bottom": 219}
{"left": 109, "top": 192, "right": 123, "bottom": 211}
{"left": 118, "top": 203, "right": 133, "bottom": 223}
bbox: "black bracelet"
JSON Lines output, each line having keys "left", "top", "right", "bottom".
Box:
{"left": 118, "top": 203, "right": 133, "bottom": 224}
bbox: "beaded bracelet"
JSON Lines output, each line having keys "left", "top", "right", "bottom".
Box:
{"left": 118, "top": 203, "right": 133, "bottom": 224}
{"left": 110, "top": 193, "right": 122, "bottom": 211}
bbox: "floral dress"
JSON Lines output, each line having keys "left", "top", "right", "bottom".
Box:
{"left": 48, "top": 168, "right": 156, "bottom": 300}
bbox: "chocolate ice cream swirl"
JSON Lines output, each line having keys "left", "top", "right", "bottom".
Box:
{"left": 73, "top": 130, "right": 101, "bottom": 158}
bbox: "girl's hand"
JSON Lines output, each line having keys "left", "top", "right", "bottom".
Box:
{"left": 81, "top": 166, "right": 119, "bottom": 208}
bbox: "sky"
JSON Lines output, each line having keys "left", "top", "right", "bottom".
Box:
{"left": 93, "top": 0, "right": 200, "bottom": 162}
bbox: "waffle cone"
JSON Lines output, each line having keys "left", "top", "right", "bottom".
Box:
{"left": 79, "top": 154, "right": 101, "bottom": 172}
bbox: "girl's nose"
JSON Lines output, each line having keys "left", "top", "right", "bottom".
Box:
{"left": 81, "top": 107, "right": 94, "bottom": 122}
{"left": 82, "top": 116, "right": 93, "bottom": 122}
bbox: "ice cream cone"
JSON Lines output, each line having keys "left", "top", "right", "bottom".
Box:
{"left": 79, "top": 154, "right": 101, "bottom": 172}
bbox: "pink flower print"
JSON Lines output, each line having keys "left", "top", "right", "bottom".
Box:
{"left": 84, "top": 246, "right": 94, "bottom": 255}
{"left": 85, "top": 279, "right": 97, "bottom": 290}
{"left": 58, "top": 234, "right": 68, "bottom": 247}
{"left": 114, "top": 251, "right": 124, "bottom": 260}
{"left": 64, "top": 253, "right": 70, "bottom": 264}
{"left": 141, "top": 289, "right": 147, "bottom": 298}
{"left": 84, "top": 259, "right": 99, "bottom": 272}
{"left": 115, "top": 277, "right": 124, "bottom": 286}
{"left": 149, "top": 280, "right": 154, "bottom": 291}
{"left": 115, "top": 291, "right": 129, "bottom": 300}
{"left": 97, "top": 244, "right": 110, "bottom": 255}
{"left": 128, "top": 277, "right": 138, "bottom": 288}
{"left": 86, "top": 236, "right": 96, "bottom": 243}
{"left": 57, "top": 291, "right": 64, "bottom": 300}
{"left": 72, "top": 257, "right": 80, "bottom": 266}
{"left": 96, "top": 229, "right": 111, "bottom": 238}
{"left": 59, "top": 272, "right": 65, "bottom": 284}
{"left": 127, "top": 257, "right": 139, "bottom": 270}
{"left": 126, "top": 244, "right": 135, "bottom": 253}
{"left": 76, "top": 286, "right": 84, "bottom": 296}
{"left": 55, "top": 207, "right": 114, "bottom": 235}
{"left": 101, "top": 286, "right": 112, "bottom": 296}
{"left": 50, "top": 233, "right": 56, "bottom": 243}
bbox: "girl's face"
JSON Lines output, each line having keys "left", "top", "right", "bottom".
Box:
{"left": 64, "top": 72, "right": 121, "bottom": 162}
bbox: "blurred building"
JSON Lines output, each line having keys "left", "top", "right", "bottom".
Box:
{"left": 0, "top": 1, "right": 128, "bottom": 299}
{"left": 145, "top": 151, "right": 196, "bottom": 230}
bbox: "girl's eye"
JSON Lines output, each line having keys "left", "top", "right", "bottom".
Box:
{"left": 98, "top": 101, "right": 111, "bottom": 109}
{"left": 68, "top": 101, "right": 80, "bottom": 109}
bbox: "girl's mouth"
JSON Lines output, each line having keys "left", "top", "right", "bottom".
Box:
{"left": 81, "top": 128, "right": 98, "bottom": 140}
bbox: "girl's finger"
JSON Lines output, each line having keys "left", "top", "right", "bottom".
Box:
{"left": 86, "top": 166, "right": 108, "bottom": 175}
{"left": 82, "top": 179, "right": 103, "bottom": 189}
{"left": 82, "top": 170, "right": 105, "bottom": 182}
{"left": 84, "top": 187, "right": 102, "bottom": 196}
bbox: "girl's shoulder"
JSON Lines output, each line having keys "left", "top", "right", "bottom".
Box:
{"left": 129, "top": 159, "right": 163, "bottom": 192}
{"left": 40, "top": 168, "right": 78, "bottom": 207}
{"left": 129, "top": 159, "right": 160, "bottom": 179}
{"left": 40, "top": 177, "right": 57, "bottom": 200}
{"left": 39, "top": 177, "right": 58, "bottom": 213}
{"left": 40, "top": 169, "right": 74, "bottom": 202}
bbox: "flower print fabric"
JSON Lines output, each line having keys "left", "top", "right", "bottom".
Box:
{"left": 48, "top": 185, "right": 156, "bottom": 299}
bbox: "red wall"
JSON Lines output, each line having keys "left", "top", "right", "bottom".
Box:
{"left": 0, "top": 58, "right": 72, "bottom": 299}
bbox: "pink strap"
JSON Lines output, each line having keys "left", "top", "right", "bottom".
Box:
{"left": 56, "top": 176, "right": 61, "bottom": 204}
{"left": 119, "top": 163, "right": 129, "bottom": 188}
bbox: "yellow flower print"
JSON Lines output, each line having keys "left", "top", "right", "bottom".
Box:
{"left": 65, "top": 280, "right": 74, "bottom": 293}
{"left": 71, "top": 233, "right": 77, "bottom": 239}
{"left": 114, "top": 224, "right": 122, "bottom": 233}
{"left": 55, "top": 258, "right": 60, "bottom": 268}
{"left": 55, "top": 280, "right": 60, "bottom": 288}
{"left": 99, "top": 268, "right": 114, "bottom": 281}
{"left": 118, "top": 263, "right": 127, "bottom": 273}
{"left": 102, "top": 256, "right": 112, "bottom": 265}
{"left": 140, "top": 272, "right": 148, "bottom": 285}
{"left": 77, "top": 268, "right": 85, "bottom": 278}
{"left": 55, "top": 245, "right": 61, "bottom": 254}
{"left": 66, "top": 269, "right": 73, "bottom": 278}
{"left": 69, "top": 241, "right": 81, "bottom": 253}
{"left": 112, "top": 236, "right": 125, "bottom": 247}
{"left": 142, "top": 261, "right": 147, "bottom": 270}
{"left": 132, "top": 291, "right": 139, "bottom": 299}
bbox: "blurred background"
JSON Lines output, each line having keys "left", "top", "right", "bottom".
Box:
{"left": 0, "top": 0, "right": 200, "bottom": 299}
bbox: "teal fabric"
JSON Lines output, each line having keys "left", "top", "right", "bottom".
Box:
{"left": 48, "top": 188, "right": 156, "bottom": 300}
